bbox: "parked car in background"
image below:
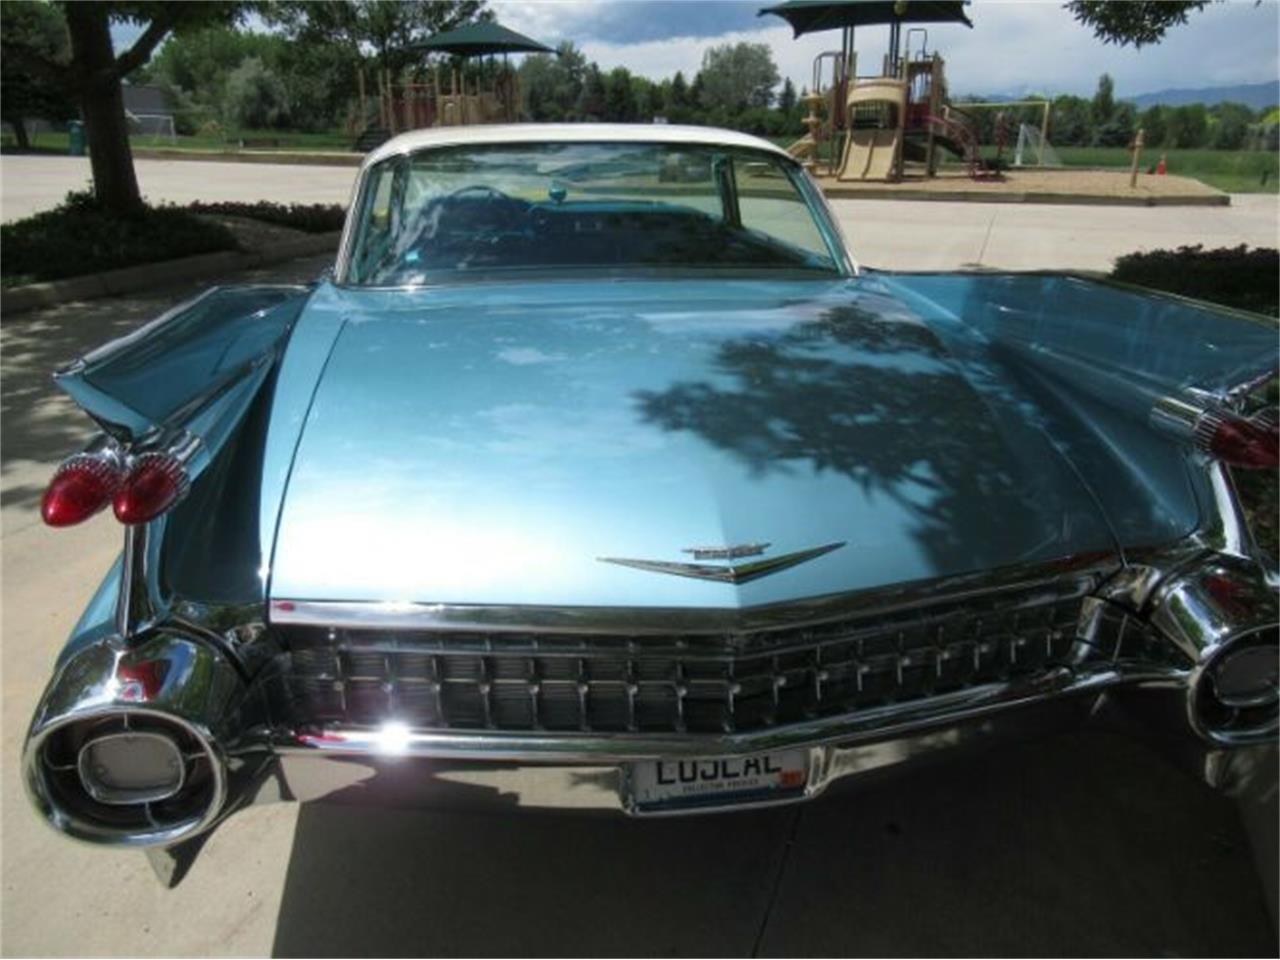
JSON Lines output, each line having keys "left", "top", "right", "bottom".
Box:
{"left": 24, "top": 125, "right": 1278, "bottom": 883}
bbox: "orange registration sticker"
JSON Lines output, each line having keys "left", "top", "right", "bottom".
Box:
{"left": 630, "top": 749, "right": 810, "bottom": 812}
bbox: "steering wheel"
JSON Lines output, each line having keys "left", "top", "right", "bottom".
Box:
{"left": 446, "top": 184, "right": 517, "bottom": 204}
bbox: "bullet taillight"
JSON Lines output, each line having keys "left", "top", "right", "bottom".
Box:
{"left": 113, "top": 454, "right": 190, "bottom": 525}
{"left": 1195, "top": 410, "right": 1279, "bottom": 470}
{"left": 40, "top": 455, "right": 124, "bottom": 527}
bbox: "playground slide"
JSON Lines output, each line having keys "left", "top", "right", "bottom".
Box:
{"left": 786, "top": 136, "right": 817, "bottom": 160}
{"left": 838, "top": 128, "right": 899, "bottom": 181}
{"left": 903, "top": 129, "right": 968, "bottom": 163}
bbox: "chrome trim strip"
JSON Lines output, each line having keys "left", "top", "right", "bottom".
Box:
{"left": 276, "top": 664, "right": 1186, "bottom": 764}
{"left": 269, "top": 556, "right": 1116, "bottom": 634}
{"left": 25, "top": 705, "right": 228, "bottom": 848}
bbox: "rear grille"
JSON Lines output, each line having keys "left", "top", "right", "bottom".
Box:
{"left": 280, "top": 578, "right": 1133, "bottom": 735}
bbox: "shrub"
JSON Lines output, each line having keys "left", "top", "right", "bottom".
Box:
{"left": 221, "top": 57, "right": 289, "bottom": 130}
{"left": 185, "top": 200, "right": 345, "bottom": 233}
{"left": 1, "top": 190, "right": 238, "bottom": 286}
{"left": 1110, "top": 244, "right": 1279, "bottom": 317}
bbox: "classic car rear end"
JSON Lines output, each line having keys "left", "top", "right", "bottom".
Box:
{"left": 23, "top": 126, "right": 1278, "bottom": 880}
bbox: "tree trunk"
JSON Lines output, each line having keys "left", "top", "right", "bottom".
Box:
{"left": 8, "top": 119, "right": 31, "bottom": 150}
{"left": 64, "top": 3, "right": 144, "bottom": 217}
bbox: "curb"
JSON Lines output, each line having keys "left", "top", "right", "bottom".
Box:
{"left": 133, "top": 147, "right": 362, "bottom": 167}
{"left": 2, "top": 231, "right": 341, "bottom": 316}
{"left": 818, "top": 186, "right": 1231, "bottom": 206}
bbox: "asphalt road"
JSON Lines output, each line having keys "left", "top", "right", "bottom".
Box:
{"left": 2, "top": 154, "right": 1278, "bottom": 272}
{"left": 1, "top": 160, "right": 1277, "bottom": 956}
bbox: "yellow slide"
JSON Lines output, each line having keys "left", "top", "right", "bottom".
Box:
{"left": 838, "top": 128, "right": 899, "bottom": 181}
{"left": 837, "top": 78, "right": 907, "bottom": 182}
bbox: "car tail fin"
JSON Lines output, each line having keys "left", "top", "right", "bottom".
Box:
{"left": 44, "top": 285, "right": 308, "bottom": 527}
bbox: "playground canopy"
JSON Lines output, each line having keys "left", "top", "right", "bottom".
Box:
{"left": 759, "top": 0, "right": 972, "bottom": 36}
{"left": 414, "top": 20, "right": 553, "bottom": 57}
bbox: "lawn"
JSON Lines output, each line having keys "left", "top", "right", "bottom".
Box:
{"left": 1, "top": 129, "right": 353, "bottom": 154}
{"left": 1054, "top": 146, "right": 1278, "bottom": 194}
{"left": 767, "top": 134, "right": 1277, "bottom": 194}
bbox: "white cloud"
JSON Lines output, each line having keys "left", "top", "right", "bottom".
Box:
{"left": 494, "top": 0, "right": 1280, "bottom": 99}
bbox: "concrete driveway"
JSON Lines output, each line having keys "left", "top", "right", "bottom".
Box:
{"left": 2, "top": 155, "right": 1278, "bottom": 272}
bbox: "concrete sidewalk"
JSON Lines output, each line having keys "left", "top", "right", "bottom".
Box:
{"left": 2, "top": 156, "right": 1277, "bottom": 274}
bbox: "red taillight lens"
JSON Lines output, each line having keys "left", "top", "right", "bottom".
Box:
{"left": 113, "top": 454, "right": 189, "bottom": 524}
{"left": 1198, "top": 412, "right": 1280, "bottom": 470}
{"left": 41, "top": 455, "right": 123, "bottom": 527}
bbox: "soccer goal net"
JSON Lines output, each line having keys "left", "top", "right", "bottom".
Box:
{"left": 126, "top": 112, "right": 177, "bottom": 140}
{"left": 1013, "top": 123, "right": 1061, "bottom": 167}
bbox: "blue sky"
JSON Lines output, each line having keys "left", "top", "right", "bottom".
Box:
{"left": 492, "top": 0, "right": 1280, "bottom": 97}
{"left": 114, "top": 1, "right": 1279, "bottom": 100}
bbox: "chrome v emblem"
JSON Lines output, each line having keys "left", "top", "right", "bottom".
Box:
{"left": 598, "top": 542, "right": 845, "bottom": 585}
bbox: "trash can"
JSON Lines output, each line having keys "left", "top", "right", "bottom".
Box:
{"left": 68, "top": 121, "right": 85, "bottom": 156}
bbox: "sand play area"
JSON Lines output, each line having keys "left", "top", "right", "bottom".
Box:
{"left": 814, "top": 167, "right": 1229, "bottom": 205}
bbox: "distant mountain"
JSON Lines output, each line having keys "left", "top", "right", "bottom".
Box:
{"left": 955, "top": 81, "right": 1279, "bottom": 111}
{"left": 1130, "top": 82, "right": 1279, "bottom": 110}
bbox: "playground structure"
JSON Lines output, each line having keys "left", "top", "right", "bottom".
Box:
{"left": 358, "top": 20, "right": 551, "bottom": 147}
{"left": 764, "top": 1, "right": 1053, "bottom": 184}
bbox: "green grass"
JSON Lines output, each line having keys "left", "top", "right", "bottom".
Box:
{"left": 0, "top": 129, "right": 353, "bottom": 154}
{"left": 1055, "top": 146, "right": 1279, "bottom": 194}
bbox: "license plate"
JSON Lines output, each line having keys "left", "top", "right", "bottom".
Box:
{"left": 629, "top": 749, "right": 809, "bottom": 813}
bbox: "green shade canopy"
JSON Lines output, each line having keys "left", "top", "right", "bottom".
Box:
{"left": 759, "top": 0, "right": 972, "bottom": 36}
{"left": 415, "top": 20, "right": 553, "bottom": 57}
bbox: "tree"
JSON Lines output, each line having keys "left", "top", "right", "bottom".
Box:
{"left": 1140, "top": 105, "right": 1167, "bottom": 148}
{"left": 1065, "top": 1, "right": 1214, "bottom": 48}
{"left": 1165, "top": 103, "right": 1209, "bottom": 148}
{"left": 631, "top": 74, "right": 654, "bottom": 122}
{"left": 778, "top": 77, "right": 797, "bottom": 115}
{"left": 666, "top": 70, "right": 691, "bottom": 123}
{"left": 603, "top": 66, "right": 636, "bottom": 122}
{"left": 266, "top": 0, "right": 486, "bottom": 132}
{"left": 1094, "top": 100, "right": 1135, "bottom": 147}
{"left": 2, "top": 2, "right": 249, "bottom": 215}
{"left": 698, "top": 42, "right": 779, "bottom": 113}
{"left": 576, "top": 64, "right": 606, "bottom": 120}
{"left": 1091, "top": 73, "right": 1115, "bottom": 127}
{"left": 1209, "top": 101, "right": 1253, "bottom": 150}
{"left": 519, "top": 41, "right": 587, "bottom": 121}
{"left": 0, "top": 1, "right": 75, "bottom": 150}
{"left": 1050, "top": 94, "right": 1092, "bottom": 146}
{"left": 221, "top": 56, "right": 289, "bottom": 129}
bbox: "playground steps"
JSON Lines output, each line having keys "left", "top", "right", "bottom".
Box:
{"left": 352, "top": 126, "right": 391, "bottom": 153}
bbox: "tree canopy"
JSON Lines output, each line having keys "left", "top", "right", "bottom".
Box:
{"left": 0, "top": 0, "right": 75, "bottom": 149}
{"left": 698, "top": 42, "right": 780, "bottom": 112}
{"left": 1065, "top": 1, "right": 1214, "bottom": 48}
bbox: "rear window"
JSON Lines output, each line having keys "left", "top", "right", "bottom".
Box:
{"left": 343, "top": 141, "right": 843, "bottom": 285}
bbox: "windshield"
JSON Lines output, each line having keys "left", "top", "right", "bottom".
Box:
{"left": 343, "top": 141, "right": 844, "bottom": 285}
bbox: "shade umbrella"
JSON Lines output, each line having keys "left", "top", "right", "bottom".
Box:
{"left": 414, "top": 20, "right": 553, "bottom": 56}
{"left": 758, "top": 0, "right": 972, "bottom": 35}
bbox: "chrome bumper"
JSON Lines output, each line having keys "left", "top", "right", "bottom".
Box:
{"left": 24, "top": 552, "right": 1279, "bottom": 877}
{"left": 260, "top": 681, "right": 1272, "bottom": 822}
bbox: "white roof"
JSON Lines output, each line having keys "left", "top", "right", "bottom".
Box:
{"left": 364, "top": 123, "right": 790, "bottom": 168}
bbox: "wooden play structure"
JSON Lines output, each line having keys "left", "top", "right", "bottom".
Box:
{"left": 764, "top": 0, "right": 1051, "bottom": 183}
{"left": 357, "top": 20, "right": 550, "bottom": 149}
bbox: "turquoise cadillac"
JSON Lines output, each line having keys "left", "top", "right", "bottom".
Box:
{"left": 24, "top": 125, "right": 1279, "bottom": 884}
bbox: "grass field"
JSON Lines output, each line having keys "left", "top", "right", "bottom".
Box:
{"left": 0, "top": 129, "right": 353, "bottom": 154}
{"left": 1053, "top": 146, "right": 1278, "bottom": 194}
{"left": 769, "top": 134, "right": 1277, "bottom": 194}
